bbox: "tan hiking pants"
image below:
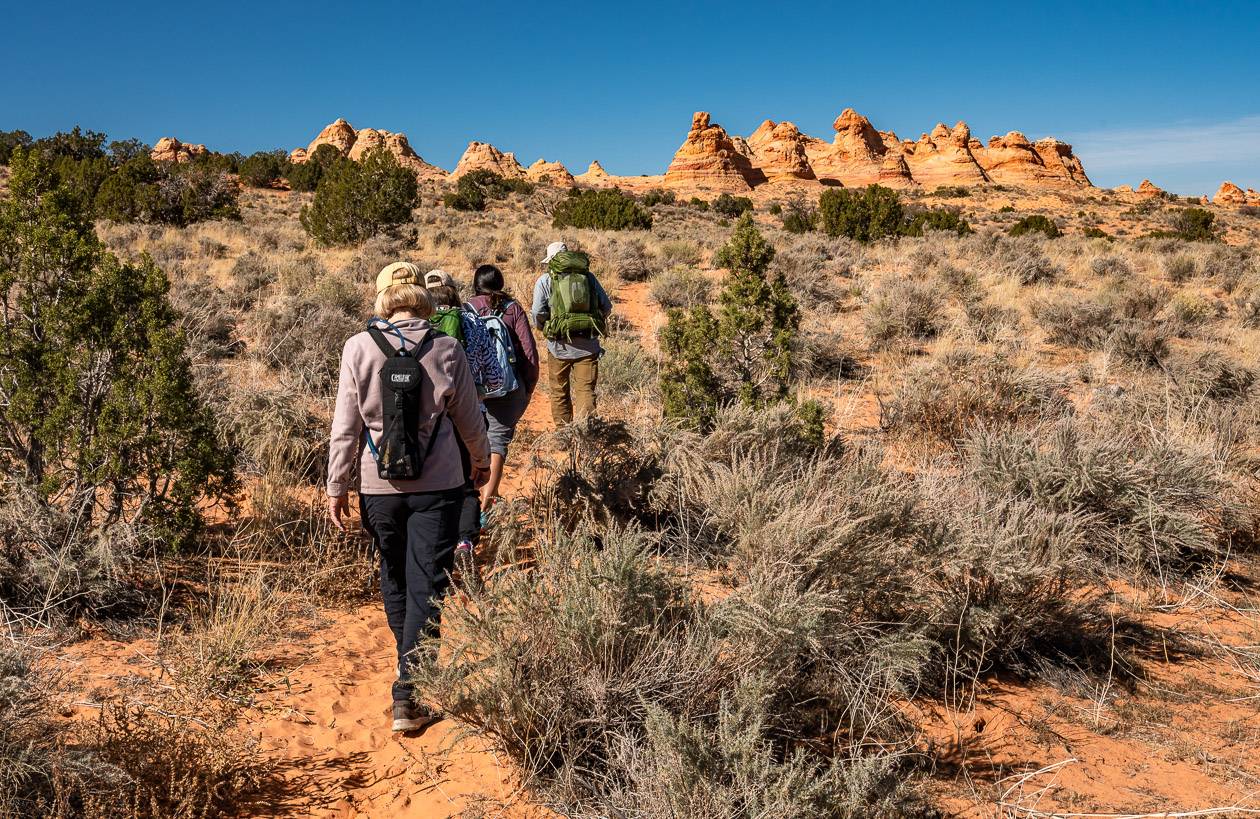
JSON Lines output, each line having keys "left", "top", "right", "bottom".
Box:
{"left": 547, "top": 353, "right": 598, "bottom": 426}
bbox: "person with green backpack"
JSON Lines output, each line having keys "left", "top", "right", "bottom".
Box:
{"left": 530, "top": 241, "right": 613, "bottom": 426}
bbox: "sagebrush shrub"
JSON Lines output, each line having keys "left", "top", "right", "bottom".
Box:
{"left": 863, "top": 276, "right": 944, "bottom": 348}
{"left": 883, "top": 351, "right": 1070, "bottom": 443}
{"left": 1031, "top": 293, "right": 1116, "bottom": 348}
{"left": 650, "top": 265, "right": 710, "bottom": 310}
{"left": 963, "top": 421, "right": 1234, "bottom": 575}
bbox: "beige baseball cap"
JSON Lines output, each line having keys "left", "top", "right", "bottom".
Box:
{"left": 424, "top": 269, "right": 455, "bottom": 289}
{"left": 541, "top": 241, "right": 567, "bottom": 265}
{"left": 375, "top": 261, "right": 421, "bottom": 294}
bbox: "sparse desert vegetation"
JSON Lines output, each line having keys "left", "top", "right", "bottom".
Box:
{"left": 3, "top": 127, "right": 1260, "bottom": 817}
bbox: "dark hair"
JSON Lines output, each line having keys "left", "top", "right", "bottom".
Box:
{"left": 427, "top": 284, "right": 460, "bottom": 309}
{"left": 474, "top": 264, "right": 511, "bottom": 310}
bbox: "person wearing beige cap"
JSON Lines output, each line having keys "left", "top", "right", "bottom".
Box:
{"left": 530, "top": 242, "right": 613, "bottom": 425}
{"left": 327, "top": 261, "right": 491, "bottom": 732}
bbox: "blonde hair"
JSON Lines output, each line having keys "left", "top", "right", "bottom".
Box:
{"left": 374, "top": 283, "right": 432, "bottom": 319}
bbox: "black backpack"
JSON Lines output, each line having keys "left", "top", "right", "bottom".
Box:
{"left": 363, "top": 324, "right": 442, "bottom": 480}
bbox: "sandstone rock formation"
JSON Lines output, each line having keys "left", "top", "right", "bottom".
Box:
{"left": 745, "top": 120, "right": 815, "bottom": 182}
{"left": 575, "top": 160, "right": 612, "bottom": 184}
{"left": 664, "top": 112, "right": 761, "bottom": 191}
{"left": 971, "top": 131, "right": 1091, "bottom": 188}
{"left": 150, "top": 137, "right": 207, "bottom": 163}
{"left": 452, "top": 141, "right": 526, "bottom": 180}
{"left": 290, "top": 118, "right": 447, "bottom": 182}
{"left": 526, "top": 158, "right": 575, "bottom": 185}
{"left": 1213, "top": 181, "right": 1260, "bottom": 207}
{"left": 804, "top": 108, "right": 888, "bottom": 185}
{"left": 1135, "top": 179, "right": 1165, "bottom": 198}
{"left": 900, "top": 122, "right": 989, "bottom": 188}
{"left": 301, "top": 118, "right": 357, "bottom": 157}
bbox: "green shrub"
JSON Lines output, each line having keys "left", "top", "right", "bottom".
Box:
{"left": 1082, "top": 226, "right": 1110, "bottom": 239}
{"left": 237, "top": 150, "right": 287, "bottom": 188}
{"left": 930, "top": 185, "right": 971, "bottom": 197}
{"left": 1008, "top": 214, "right": 1061, "bottom": 238}
{"left": 712, "top": 192, "right": 753, "bottom": 217}
{"left": 640, "top": 188, "right": 676, "bottom": 206}
{"left": 818, "top": 184, "right": 904, "bottom": 242}
{"left": 998, "top": 205, "right": 1016, "bottom": 213}
{"left": 660, "top": 216, "right": 797, "bottom": 429}
{"left": 284, "top": 144, "right": 341, "bottom": 192}
{"left": 552, "top": 187, "right": 653, "bottom": 231}
{"left": 443, "top": 169, "right": 535, "bottom": 212}
{"left": 0, "top": 129, "right": 32, "bottom": 164}
{"left": 300, "top": 147, "right": 418, "bottom": 245}
{"left": 904, "top": 207, "right": 972, "bottom": 236}
{"left": 93, "top": 153, "right": 240, "bottom": 226}
{"left": 1171, "top": 207, "right": 1217, "bottom": 241}
{"left": 689, "top": 196, "right": 710, "bottom": 211}
{"left": 32, "top": 125, "right": 107, "bottom": 160}
{"left": 0, "top": 149, "right": 237, "bottom": 557}
{"left": 768, "top": 202, "right": 782, "bottom": 215}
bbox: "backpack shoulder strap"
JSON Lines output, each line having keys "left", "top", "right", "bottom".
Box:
{"left": 366, "top": 325, "right": 399, "bottom": 357}
{"left": 408, "top": 329, "right": 436, "bottom": 360}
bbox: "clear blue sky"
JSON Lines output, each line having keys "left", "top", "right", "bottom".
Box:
{"left": 3, "top": 0, "right": 1257, "bottom": 195}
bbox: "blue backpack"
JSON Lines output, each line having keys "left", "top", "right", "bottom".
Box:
{"left": 478, "top": 305, "right": 519, "bottom": 399}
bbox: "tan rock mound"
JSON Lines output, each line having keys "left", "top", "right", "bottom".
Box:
{"left": 745, "top": 120, "right": 815, "bottom": 182}
{"left": 574, "top": 160, "right": 614, "bottom": 186}
{"left": 901, "top": 121, "right": 989, "bottom": 188}
{"left": 1135, "top": 179, "right": 1165, "bottom": 198}
{"left": 291, "top": 118, "right": 446, "bottom": 182}
{"left": 453, "top": 141, "right": 526, "bottom": 180}
{"left": 150, "top": 137, "right": 207, "bottom": 163}
{"left": 526, "top": 159, "right": 574, "bottom": 185}
{"left": 1213, "top": 181, "right": 1260, "bottom": 206}
{"left": 972, "top": 131, "right": 1090, "bottom": 187}
{"left": 664, "top": 112, "right": 760, "bottom": 191}
{"left": 805, "top": 108, "right": 890, "bottom": 186}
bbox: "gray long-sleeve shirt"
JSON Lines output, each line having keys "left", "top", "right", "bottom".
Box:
{"left": 327, "top": 318, "right": 491, "bottom": 497}
{"left": 530, "top": 271, "right": 613, "bottom": 360}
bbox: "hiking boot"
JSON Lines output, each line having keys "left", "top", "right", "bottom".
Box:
{"left": 453, "top": 540, "right": 482, "bottom": 592}
{"left": 391, "top": 700, "right": 437, "bottom": 732}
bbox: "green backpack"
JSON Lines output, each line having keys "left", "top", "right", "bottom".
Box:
{"left": 543, "top": 251, "right": 605, "bottom": 340}
{"left": 432, "top": 307, "right": 465, "bottom": 343}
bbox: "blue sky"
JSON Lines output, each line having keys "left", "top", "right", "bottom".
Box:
{"left": 3, "top": 0, "right": 1257, "bottom": 195}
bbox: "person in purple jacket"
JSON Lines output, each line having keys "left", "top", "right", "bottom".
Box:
{"left": 465, "top": 264, "right": 539, "bottom": 514}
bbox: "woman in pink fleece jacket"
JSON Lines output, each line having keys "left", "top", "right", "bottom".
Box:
{"left": 327, "top": 262, "right": 491, "bottom": 733}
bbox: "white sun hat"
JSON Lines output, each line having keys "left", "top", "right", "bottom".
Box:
{"left": 541, "top": 241, "right": 568, "bottom": 265}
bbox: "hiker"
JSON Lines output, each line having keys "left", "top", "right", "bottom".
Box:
{"left": 326, "top": 261, "right": 490, "bottom": 733}
{"left": 531, "top": 242, "right": 612, "bottom": 426}
{"left": 466, "top": 263, "right": 539, "bottom": 514}
{"left": 423, "top": 278, "right": 497, "bottom": 560}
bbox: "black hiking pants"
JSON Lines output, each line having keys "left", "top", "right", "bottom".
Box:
{"left": 361, "top": 488, "right": 462, "bottom": 703}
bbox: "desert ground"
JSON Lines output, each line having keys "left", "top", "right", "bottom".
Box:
{"left": 4, "top": 142, "right": 1260, "bottom": 819}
